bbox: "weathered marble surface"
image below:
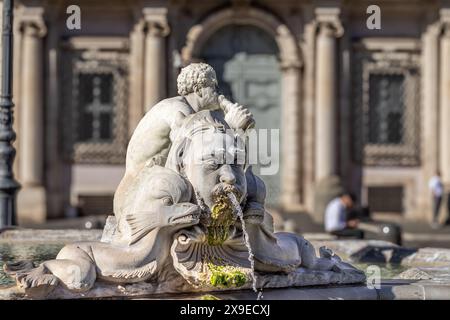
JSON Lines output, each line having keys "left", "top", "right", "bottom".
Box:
{"left": 3, "top": 277, "right": 450, "bottom": 300}
{"left": 0, "top": 266, "right": 365, "bottom": 300}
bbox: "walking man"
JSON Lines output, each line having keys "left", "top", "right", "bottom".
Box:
{"left": 429, "top": 171, "right": 444, "bottom": 228}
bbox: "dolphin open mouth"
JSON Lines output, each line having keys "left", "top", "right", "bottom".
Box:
{"left": 170, "top": 205, "right": 201, "bottom": 225}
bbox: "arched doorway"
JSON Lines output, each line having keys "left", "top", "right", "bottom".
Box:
{"left": 199, "top": 25, "right": 281, "bottom": 205}
{"left": 182, "top": 6, "right": 303, "bottom": 209}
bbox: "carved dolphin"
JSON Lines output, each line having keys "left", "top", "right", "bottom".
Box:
{"left": 4, "top": 166, "right": 200, "bottom": 297}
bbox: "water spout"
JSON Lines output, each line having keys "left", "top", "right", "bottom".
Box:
{"left": 228, "top": 193, "right": 257, "bottom": 294}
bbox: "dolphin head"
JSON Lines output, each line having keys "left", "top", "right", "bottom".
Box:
{"left": 123, "top": 166, "right": 201, "bottom": 242}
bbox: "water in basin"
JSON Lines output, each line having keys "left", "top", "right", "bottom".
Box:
{"left": 0, "top": 242, "right": 64, "bottom": 287}
{"left": 354, "top": 262, "right": 409, "bottom": 279}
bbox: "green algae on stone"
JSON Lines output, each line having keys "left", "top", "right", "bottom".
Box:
{"left": 207, "top": 263, "right": 247, "bottom": 288}
{"left": 199, "top": 294, "right": 221, "bottom": 300}
{"left": 207, "top": 195, "right": 236, "bottom": 246}
{"left": 206, "top": 226, "right": 229, "bottom": 246}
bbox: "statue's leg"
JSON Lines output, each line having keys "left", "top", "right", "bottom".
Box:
{"left": 49, "top": 244, "right": 97, "bottom": 292}
{"left": 14, "top": 252, "right": 96, "bottom": 297}
{"left": 42, "top": 258, "right": 96, "bottom": 292}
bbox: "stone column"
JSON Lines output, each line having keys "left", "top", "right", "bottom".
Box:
{"left": 129, "top": 20, "right": 146, "bottom": 136}
{"left": 314, "top": 22, "right": 342, "bottom": 182}
{"left": 312, "top": 10, "right": 344, "bottom": 223}
{"left": 17, "top": 17, "right": 47, "bottom": 224}
{"left": 440, "top": 24, "right": 450, "bottom": 184}
{"left": 420, "top": 23, "right": 441, "bottom": 220}
{"left": 281, "top": 64, "right": 302, "bottom": 208}
{"left": 302, "top": 21, "right": 318, "bottom": 212}
{"left": 143, "top": 8, "right": 170, "bottom": 111}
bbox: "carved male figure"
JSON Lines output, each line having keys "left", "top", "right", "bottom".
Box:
{"left": 114, "top": 63, "right": 254, "bottom": 222}
{"left": 165, "top": 111, "right": 344, "bottom": 284}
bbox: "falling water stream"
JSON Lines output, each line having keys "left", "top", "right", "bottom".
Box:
{"left": 228, "top": 193, "right": 263, "bottom": 300}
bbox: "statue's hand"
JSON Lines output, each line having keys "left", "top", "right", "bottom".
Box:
{"left": 219, "top": 95, "right": 255, "bottom": 130}
{"left": 225, "top": 104, "right": 255, "bottom": 131}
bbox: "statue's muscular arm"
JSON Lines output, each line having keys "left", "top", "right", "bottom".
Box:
{"left": 125, "top": 98, "right": 194, "bottom": 176}
{"left": 113, "top": 98, "right": 194, "bottom": 222}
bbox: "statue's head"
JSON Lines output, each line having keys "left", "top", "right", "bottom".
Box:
{"left": 166, "top": 111, "right": 247, "bottom": 212}
{"left": 177, "top": 63, "right": 219, "bottom": 110}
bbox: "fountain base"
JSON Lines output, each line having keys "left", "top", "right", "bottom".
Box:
{"left": 0, "top": 266, "right": 365, "bottom": 299}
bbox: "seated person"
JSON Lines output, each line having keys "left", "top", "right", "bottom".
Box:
{"left": 324, "top": 192, "right": 364, "bottom": 239}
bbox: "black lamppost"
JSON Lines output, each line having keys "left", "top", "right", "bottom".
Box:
{"left": 0, "top": 0, "right": 20, "bottom": 228}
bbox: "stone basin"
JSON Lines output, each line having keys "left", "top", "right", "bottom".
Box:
{"left": 1, "top": 229, "right": 449, "bottom": 300}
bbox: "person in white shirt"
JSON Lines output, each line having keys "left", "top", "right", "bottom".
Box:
{"left": 324, "top": 193, "right": 363, "bottom": 239}
{"left": 429, "top": 171, "right": 444, "bottom": 227}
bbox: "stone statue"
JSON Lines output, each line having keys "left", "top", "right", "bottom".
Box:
{"left": 165, "top": 111, "right": 353, "bottom": 287}
{"left": 113, "top": 63, "right": 253, "bottom": 228}
{"left": 4, "top": 63, "right": 365, "bottom": 298}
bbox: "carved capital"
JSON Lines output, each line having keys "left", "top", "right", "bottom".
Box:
{"left": 132, "top": 19, "right": 146, "bottom": 34}
{"left": 438, "top": 7, "right": 450, "bottom": 37}
{"left": 146, "top": 21, "right": 170, "bottom": 37}
{"left": 314, "top": 7, "right": 344, "bottom": 38}
{"left": 442, "top": 22, "right": 450, "bottom": 38}
{"left": 143, "top": 8, "right": 170, "bottom": 37}
{"left": 18, "top": 7, "right": 47, "bottom": 38}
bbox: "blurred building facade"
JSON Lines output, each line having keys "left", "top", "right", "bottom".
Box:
{"left": 2, "top": 0, "right": 449, "bottom": 223}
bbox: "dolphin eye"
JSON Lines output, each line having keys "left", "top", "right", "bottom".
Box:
{"left": 162, "top": 196, "right": 173, "bottom": 206}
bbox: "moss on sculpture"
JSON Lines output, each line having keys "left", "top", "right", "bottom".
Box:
{"left": 207, "top": 195, "right": 236, "bottom": 246}
{"left": 207, "top": 263, "right": 247, "bottom": 288}
{"left": 199, "top": 294, "right": 220, "bottom": 300}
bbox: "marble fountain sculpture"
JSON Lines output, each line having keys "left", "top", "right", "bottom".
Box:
{"left": 4, "top": 63, "right": 365, "bottom": 299}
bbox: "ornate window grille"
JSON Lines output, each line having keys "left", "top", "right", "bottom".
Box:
{"left": 352, "top": 47, "right": 421, "bottom": 166}
{"left": 61, "top": 41, "right": 129, "bottom": 164}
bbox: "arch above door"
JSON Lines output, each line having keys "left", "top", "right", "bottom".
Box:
{"left": 181, "top": 6, "right": 302, "bottom": 69}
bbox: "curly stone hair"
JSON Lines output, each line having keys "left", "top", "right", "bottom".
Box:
{"left": 177, "top": 63, "right": 218, "bottom": 96}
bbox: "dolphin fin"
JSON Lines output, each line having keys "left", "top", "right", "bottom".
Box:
{"left": 103, "top": 260, "right": 158, "bottom": 281}
{"left": 125, "top": 211, "right": 161, "bottom": 245}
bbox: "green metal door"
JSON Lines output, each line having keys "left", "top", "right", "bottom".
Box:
{"left": 200, "top": 25, "right": 281, "bottom": 205}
